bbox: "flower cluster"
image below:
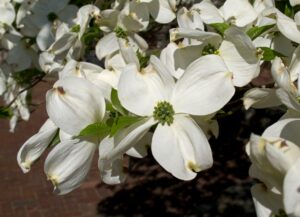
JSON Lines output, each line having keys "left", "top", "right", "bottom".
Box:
{"left": 0, "top": 0, "right": 298, "bottom": 216}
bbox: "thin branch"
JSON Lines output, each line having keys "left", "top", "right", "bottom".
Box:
{"left": 5, "top": 74, "right": 46, "bottom": 108}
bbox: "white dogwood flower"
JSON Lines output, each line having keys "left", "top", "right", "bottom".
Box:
{"left": 168, "top": 27, "right": 260, "bottom": 86}
{"left": 46, "top": 76, "right": 105, "bottom": 135}
{"left": 248, "top": 116, "right": 300, "bottom": 217}
{"left": 100, "top": 54, "right": 235, "bottom": 180}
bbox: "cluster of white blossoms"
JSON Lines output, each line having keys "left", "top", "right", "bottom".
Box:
{"left": 0, "top": 0, "right": 298, "bottom": 216}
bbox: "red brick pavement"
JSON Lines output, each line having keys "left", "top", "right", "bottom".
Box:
{"left": 0, "top": 81, "right": 109, "bottom": 217}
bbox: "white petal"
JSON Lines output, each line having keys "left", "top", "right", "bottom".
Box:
{"left": 160, "top": 42, "right": 182, "bottom": 78}
{"left": 149, "top": 55, "right": 175, "bottom": 91}
{"left": 265, "top": 140, "right": 300, "bottom": 175}
{"left": 289, "top": 46, "right": 300, "bottom": 81}
{"left": 243, "top": 88, "right": 281, "bottom": 110}
{"left": 57, "top": 5, "right": 78, "bottom": 25}
{"left": 295, "top": 12, "right": 300, "bottom": 26}
{"left": 126, "top": 132, "right": 152, "bottom": 158}
{"left": 283, "top": 159, "right": 300, "bottom": 216}
{"left": 220, "top": 27, "right": 260, "bottom": 87}
{"left": 249, "top": 164, "right": 282, "bottom": 191}
{"left": 272, "top": 33, "right": 295, "bottom": 59}
{"left": 192, "top": 116, "right": 219, "bottom": 139}
{"left": 169, "top": 27, "right": 222, "bottom": 42}
{"left": 276, "top": 88, "right": 300, "bottom": 112}
{"left": 76, "top": 5, "right": 100, "bottom": 37}
{"left": 290, "top": 0, "right": 300, "bottom": 6}
{"left": 220, "top": 0, "right": 258, "bottom": 27}
{"left": 95, "top": 69, "right": 121, "bottom": 90}
{"left": 95, "top": 32, "right": 119, "bottom": 60}
{"left": 171, "top": 55, "right": 235, "bottom": 116}
{"left": 130, "top": 33, "right": 148, "bottom": 51}
{"left": 46, "top": 77, "right": 105, "bottom": 135}
{"left": 99, "top": 118, "right": 154, "bottom": 184}
{"left": 152, "top": 115, "right": 213, "bottom": 180}
{"left": 118, "top": 38, "right": 139, "bottom": 67}
{"left": 173, "top": 44, "right": 203, "bottom": 78}
{"left": 118, "top": 64, "right": 169, "bottom": 116}
{"left": 263, "top": 118, "right": 300, "bottom": 145}
{"left": 105, "top": 52, "right": 126, "bottom": 72}
{"left": 177, "top": 7, "right": 204, "bottom": 30}
{"left": 0, "top": 68, "right": 6, "bottom": 95}
{"left": 99, "top": 118, "right": 156, "bottom": 161}
{"left": 17, "top": 119, "right": 58, "bottom": 173}
{"left": 39, "top": 51, "right": 63, "bottom": 74}
{"left": 99, "top": 155, "right": 126, "bottom": 185}
{"left": 192, "top": 1, "right": 223, "bottom": 24}
{"left": 251, "top": 184, "right": 283, "bottom": 217}
{"left": 276, "top": 9, "right": 300, "bottom": 44}
{"left": 48, "top": 32, "right": 77, "bottom": 56}
{"left": 248, "top": 134, "right": 278, "bottom": 176}
{"left": 7, "top": 42, "right": 33, "bottom": 72}
{"left": 0, "top": 2, "right": 15, "bottom": 25}
{"left": 148, "top": 0, "right": 176, "bottom": 24}
{"left": 59, "top": 130, "right": 73, "bottom": 141}
{"left": 37, "top": 23, "right": 55, "bottom": 51}
{"left": 271, "top": 57, "right": 296, "bottom": 94}
{"left": 44, "top": 139, "right": 96, "bottom": 195}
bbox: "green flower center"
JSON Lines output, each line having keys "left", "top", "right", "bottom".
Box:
{"left": 71, "top": 24, "right": 81, "bottom": 33}
{"left": 47, "top": 12, "right": 58, "bottom": 22}
{"left": 114, "top": 26, "right": 128, "bottom": 39}
{"left": 153, "top": 101, "right": 175, "bottom": 126}
{"left": 202, "top": 43, "right": 219, "bottom": 56}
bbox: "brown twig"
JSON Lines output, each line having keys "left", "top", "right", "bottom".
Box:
{"left": 5, "top": 74, "right": 46, "bottom": 108}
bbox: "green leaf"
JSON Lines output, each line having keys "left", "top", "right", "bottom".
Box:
{"left": 258, "top": 47, "right": 286, "bottom": 61}
{"left": 0, "top": 107, "right": 12, "bottom": 119}
{"left": 13, "top": 69, "right": 45, "bottom": 86}
{"left": 275, "top": 1, "right": 294, "bottom": 17}
{"left": 81, "top": 26, "right": 102, "bottom": 47}
{"left": 284, "top": 3, "right": 294, "bottom": 17}
{"left": 78, "top": 122, "right": 110, "bottom": 139}
{"left": 209, "top": 23, "right": 230, "bottom": 36}
{"left": 275, "top": 209, "right": 288, "bottom": 217}
{"left": 246, "top": 24, "right": 275, "bottom": 40}
{"left": 110, "top": 116, "right": 143, "bottom": 137}
{"left": 111, "top": 89, "right": 127, "bottom": 115}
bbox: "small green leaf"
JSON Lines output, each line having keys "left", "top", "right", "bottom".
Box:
{"left": 136, "top": 50, "right": 150, "bottom": 68}
{"left": 275, "top": 1, "right": 294, "bottom": 17}
{"left": 81, "top": 26, "right": 102, "bottom": 47}
{"left": 110, "top": 116, "right": 143, "bottom": 136}
{"left": 284, "top": 3, "right": 294, "bottom": 17}
{"left": 275, "top": 209, "right": 288, "bottom": 217}
{"left": 71, "top": 24, "right": 80, "bottom": 33}
{"left": 209, "top": 23, "right": 230, "bottom": 36}
{"left": 258, "top": 47, "right": 286, "bottom": 61}
{"left": 246, "top": 24, "right": 275, "bottom": 40}
{"left": 78, "top": 122, "right": 110, "bottom": 139}
{"left": 0, "top": 107, "right": 12, "bottom": 119}
{"left": 111, "top": 89, "right": 127, "bottom": 115}
{"left": 114, "top": 26, "right": 128, "bottom": 39}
